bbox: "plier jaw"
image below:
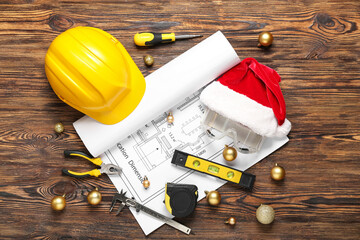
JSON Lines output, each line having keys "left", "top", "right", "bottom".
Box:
{"left": 100, "top": 163, "right": 122, "bottom": 175}
{"left": 62, "top": 150, "right": 122, "bottom": 178}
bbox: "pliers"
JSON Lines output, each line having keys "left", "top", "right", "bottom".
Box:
{"left": 62, "top": 150, "right": 122, "bottom": 178}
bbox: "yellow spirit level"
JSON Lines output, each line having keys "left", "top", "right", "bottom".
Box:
{"left": 171, "top": 150, "right": 256, "bottom": 190}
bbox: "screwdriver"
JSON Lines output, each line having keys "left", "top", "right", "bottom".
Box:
{"left": 134, "top": 32, "right": 203, "bottom": 47}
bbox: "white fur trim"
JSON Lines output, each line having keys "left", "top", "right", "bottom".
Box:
{"left": 200, "top": 81, "right": 291, "bottom": 137}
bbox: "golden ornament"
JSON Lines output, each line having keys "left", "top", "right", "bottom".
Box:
{"left": 204, "top": 190, "right": 221, "bottom": 206}
{"left": 54, "top": 122, "right": 64, "bottom": 133}
{"left": 256, "top": 204, "right": 275, "bottom": 224}
{"left": 144, "top": 55, "right": 154, "bottom": 67}
{"left": 258, "top": 32, "right": 273, "bottom": 47}
{"left": 143, "top": 176, "right": 150, "bottom": 189}
{"left": 271, "top": 163, "right": 285, "bottom": 181}
{"left": 225, "top": 217, "right": 236, "bottom": 226}
{"left": 223, "top": 145, "right": 237, "bottom": 161}
{"left": 167, "top": 112, "right": 174, "bottom": 124}
{"left": 51, "top": 194, "right": 66, "bottom": 211}
{"left": 87, "top": 187, "right": 102, "bottom": 205}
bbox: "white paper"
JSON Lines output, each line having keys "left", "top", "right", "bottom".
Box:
{"left": 101, "top": 89, "right": 288, "bottom": 235}
{"left": 74, "top": 31, "right": 240, "bottom": 157}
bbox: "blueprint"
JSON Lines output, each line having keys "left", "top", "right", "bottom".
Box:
{"left": 101, "top": 88, "right": 289, "bottom": 235}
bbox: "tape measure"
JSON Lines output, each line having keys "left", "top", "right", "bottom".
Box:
{"left": 171, "top": 150, "right": 256, "bottom": 190}
{"left": 165, "top": 183, "right": 198, "bottom": 218}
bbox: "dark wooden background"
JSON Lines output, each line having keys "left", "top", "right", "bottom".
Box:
{"left": 1, "top": 0, "right": 359, "bottom": 239}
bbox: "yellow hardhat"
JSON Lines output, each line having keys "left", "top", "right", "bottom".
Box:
{"left": 45, "top": 26, "right": 146, "bottom": 125}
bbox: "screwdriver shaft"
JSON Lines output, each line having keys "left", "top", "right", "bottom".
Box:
{"left": 175, "top": 34, "right": 203, "bottom": 40}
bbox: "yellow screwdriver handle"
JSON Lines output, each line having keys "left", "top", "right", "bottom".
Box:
{"left": 134, "top": 32, "right": 175, "bottom": 46}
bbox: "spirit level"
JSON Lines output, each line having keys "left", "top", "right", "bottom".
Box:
{"left": 171, "top": 150, "right": 255, "bottom": 190}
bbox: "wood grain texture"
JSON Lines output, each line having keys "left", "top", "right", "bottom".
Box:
{"left": 0, "top": 0, "right": 359, "bottom": 239}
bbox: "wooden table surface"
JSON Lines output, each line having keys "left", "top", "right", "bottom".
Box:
{"left": 1, "top": 0, "right": 359, "bottom": 239}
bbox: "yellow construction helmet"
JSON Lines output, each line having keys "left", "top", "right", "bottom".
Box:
{"left": 45, "top": 26, "right": 146, "bottom": 125}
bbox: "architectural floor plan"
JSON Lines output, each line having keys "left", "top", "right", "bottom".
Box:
{"left": 102, "top": 88, "right": 233, "bottom": 204}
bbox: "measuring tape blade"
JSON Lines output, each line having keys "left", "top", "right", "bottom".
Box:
{"left": 171, "top": 150, "right": 255, "bottom": 190}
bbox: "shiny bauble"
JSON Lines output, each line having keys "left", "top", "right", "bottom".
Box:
{"left": 223, "top": 145, "right": 237, "bottom": 161}
{"left": 204, "top": 190, "right": 221, "bottom": 206}
{"left": 256, "top": 204, "right": 275, "bottom": 224}
{"left": 143, "top": 176, "right": 150, "bottom": 189}
{"left": 258, "top": 32, "right": 273, "bottom": 47}
{"left": 167, "top": 112, "right": 174, "bottom": 124}
{"left": 51, "top": 195, "right": 66, "bottom": 211}
{"left": 87, "top": 188, "right": 102, "bottom": 205}
{"left": 271, "top": 163, "right": 285, "bottom": 181}
{"left": 225, "top": 217, "right": 236, "bottom": 226}
{"left": 144, "top": 55, "right": 154, "bottom": 66}
{"left": 54, "top": 122, "right": 64, "bottom": 133}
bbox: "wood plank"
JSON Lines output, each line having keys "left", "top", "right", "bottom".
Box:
{"left": 0, "top": 0, "right": 359, "bottom": 239}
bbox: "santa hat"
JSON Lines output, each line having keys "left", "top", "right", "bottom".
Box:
{"left": 200, "top": 58, "right": 291, "bottom": 138}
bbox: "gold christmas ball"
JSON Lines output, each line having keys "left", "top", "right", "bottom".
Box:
{"left": 51, "top": 195, "right": 66, "bottom": 211}
{"left": 87, "top": 188, "right": 102, "bottom": 205}
{"left": 54, "top": 122, "right": 64, "bottom": 133}
{"left": 143, "top": 176, "right": 150, "bottom": 189}
{"left": 256, "top": 204, "right": 275, "bottom": 224}
{"left": 223, "top": 145, "right": 237, "bottom": 161}
{"left": 258, "top": 32, "right": 273, "bottom": 47}
{"left": 205, "top": 190, "right": 221, "bottom": 206}
{"left": 167, "top": 112, "right": 174, "bottom": 124}
{"left": 271, "top": 163, "right": 285, "bottom": 181}
{"left": 144, "top": 55, "right": 154, "bottom": 66}
{"left": 225, "top": 217, "right": 236, "bottom": 226}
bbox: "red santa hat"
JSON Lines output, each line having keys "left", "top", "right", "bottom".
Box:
{"left": 200, "top": 58, "right": 291, "bottom": 138}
